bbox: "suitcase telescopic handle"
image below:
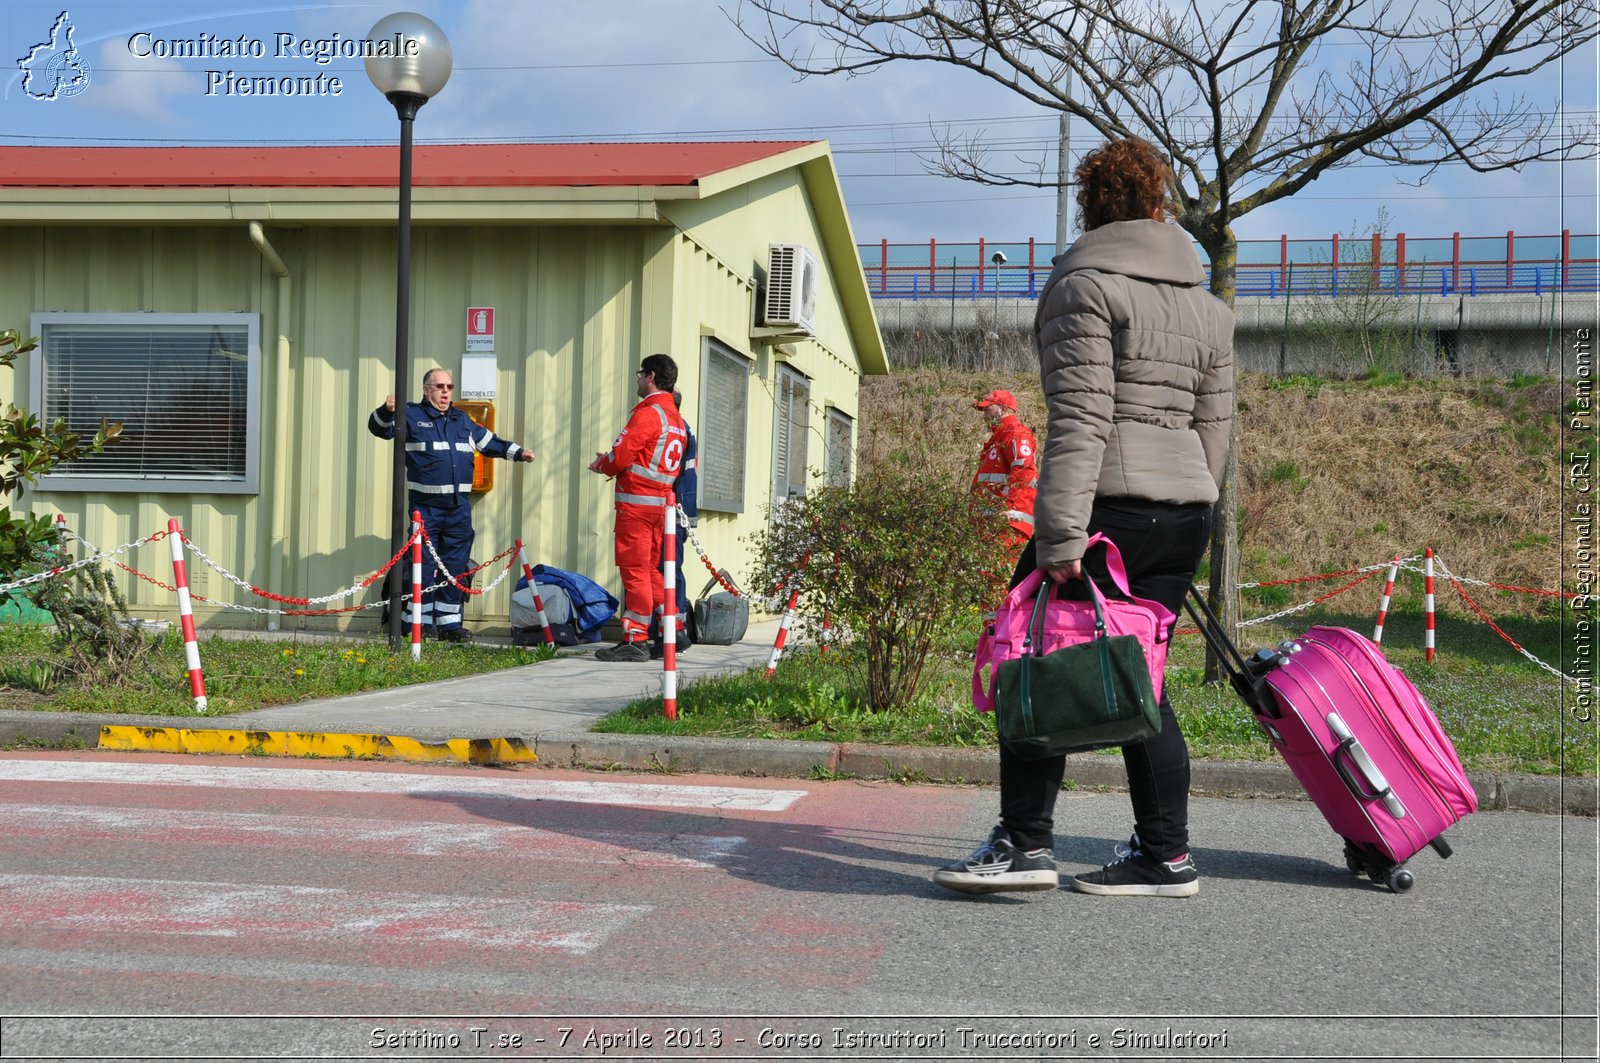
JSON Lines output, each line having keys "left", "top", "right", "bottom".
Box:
{"left": 1326, "top": 712, "right": 1408, "bottom": 821}
{"left": 1182, "top": 588, "right": 1281, "bottom": 718}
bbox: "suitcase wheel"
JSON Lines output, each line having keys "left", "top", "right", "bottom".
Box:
{"left": 1343, "top": 839, "right": 1415, "bottom": 894}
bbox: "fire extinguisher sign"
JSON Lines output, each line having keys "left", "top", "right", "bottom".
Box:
{"left": 466, "top": 307, "right": 495, "bottom": 352}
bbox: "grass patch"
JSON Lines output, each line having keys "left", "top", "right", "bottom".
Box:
{"left": 0, "top": 624, "right": 558, "bottom": 717}
{"left": 599, "top": 606, "right": 1595, "bottom": 778}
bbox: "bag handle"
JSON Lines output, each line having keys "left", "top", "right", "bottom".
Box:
{"left": 1017, "top": 573, "right": 1118, "bottom": 736}
{"left": 697, "top": 568, "right": 743, "bottom": 601}
{"left": 1082, "top": 532, "right": 1136, "bottom": 598}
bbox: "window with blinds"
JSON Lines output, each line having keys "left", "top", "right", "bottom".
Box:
{"left": 772, "top": 364, "right": 810, "bottom": 502}
{"left": 825, "top": 407, "right": 854, "bottom": 487}
{"left": 697, "top": 337, "right": 750, "bottom": 513}
{"left": 30, "top": 313, "right": 260, "bottom": 494}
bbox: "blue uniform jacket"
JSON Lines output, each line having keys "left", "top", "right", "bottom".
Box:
{"left": 676, "top": 421, "right": 698, "bottom": 525}
{"left": 368, "top": 401, "right": 526, "bottom": 509}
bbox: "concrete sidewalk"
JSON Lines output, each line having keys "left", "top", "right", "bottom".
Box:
{"left": 0, "top": 617, "right": 1591, "bottom": 815}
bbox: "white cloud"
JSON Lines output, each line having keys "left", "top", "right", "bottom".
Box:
{"left": 82, "top": 38, "right": 203, "bottom": 124}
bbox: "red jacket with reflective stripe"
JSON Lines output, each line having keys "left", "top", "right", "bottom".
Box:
{"left": 970, "top": 413, "right": 1038, "bottom": 535}
{"left": 596, "top": 391, "right": 688, "bottom": 507}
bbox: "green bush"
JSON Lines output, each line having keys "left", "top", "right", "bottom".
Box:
{"left": 749, "top": 463, "right": 1015, "bottom": 713}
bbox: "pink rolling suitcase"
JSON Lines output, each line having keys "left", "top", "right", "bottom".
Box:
{"left": 1186, "top": 590, "right": 1478, "bottom": 892}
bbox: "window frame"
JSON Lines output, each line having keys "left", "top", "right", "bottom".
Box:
{"left": 696, "top": 335, "right": 751, "bottom": 514}
{"left": 825, "top": 405, "right": 854, "bottom": 488}
{"left": 29, "top": 311, "right": 262, "bottom": 494}
{"left": 772, "top": 363, "right": 811, "bottom": 503}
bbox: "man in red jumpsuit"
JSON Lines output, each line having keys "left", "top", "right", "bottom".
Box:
{"left": 970, "top": 388, "right": 1038, "bottom": 559}
{"left": 588, "top": 353, "right": 689, "bottom": 663}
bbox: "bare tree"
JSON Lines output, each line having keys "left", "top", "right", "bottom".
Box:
{"left": 732, "top": 0, "right": 1596, "bottom": 640}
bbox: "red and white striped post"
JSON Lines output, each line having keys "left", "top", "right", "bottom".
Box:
{"left": 1372, "top": 555, "right": 1401, "bottom": 644}
{"left": 166, "top": 518, "right": 208, "bottom": 713}
{"left": 409, "top": 510, "right": 424, "bottom": 661}
{"left": 661, "top": 491, "right": 679, "bottom": 720}
{"left": 1424, "top": 547, "right": 1437, "bottom": 664}
{"left": 766, "top": 552, "right": 808, "bottom": 678}
{"left": 514, "top": 540, "right": 556, "bottom": 647}
{"left": 50, "top": 513, "right": 67, "bottom": 575}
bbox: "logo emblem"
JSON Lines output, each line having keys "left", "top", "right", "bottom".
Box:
{"left": 18, "top": 10, "right": 91, "bottom": 101}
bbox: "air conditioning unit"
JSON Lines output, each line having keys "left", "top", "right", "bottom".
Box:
{"left": 763, "top": 243, "right": 819, "bottom": 335}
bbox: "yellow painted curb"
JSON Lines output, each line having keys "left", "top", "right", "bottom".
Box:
{"left": 98, "top": 726, "right": 538, "bottom": 765}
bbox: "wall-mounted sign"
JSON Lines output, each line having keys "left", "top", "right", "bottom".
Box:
{"left": 459, "top": 353, "right": 497, "bottom": 402}
{"left": 466, "top": 306, "right": 495, "bottom": 352}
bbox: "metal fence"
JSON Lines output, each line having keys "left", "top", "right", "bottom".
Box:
{"left": 858, "top": 231, "right": 1600, "bottom": 301}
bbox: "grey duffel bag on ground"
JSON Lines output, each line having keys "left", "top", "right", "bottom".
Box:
{"left": 693, "top": 571, "right": 749, "bottom": 645}
{"left": 510, "top": 582, "right": 572, "bottom": 628}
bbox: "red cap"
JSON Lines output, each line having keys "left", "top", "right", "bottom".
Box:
{"left": 974, "top": 389, "right": 1018, "bottom": 411}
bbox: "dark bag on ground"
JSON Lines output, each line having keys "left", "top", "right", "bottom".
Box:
{"left": 994, "top": 573, "right": 1162, "bottom": 760}
{"left": 693, "top": 570, "right": 749, "bottom": 645}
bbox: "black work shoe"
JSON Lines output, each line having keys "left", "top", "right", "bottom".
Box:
{"left": 436, "top": 627, "right": 473, "bottom": 644}
{"left": 649, "top": 640, "right": 692, "bottom": 660}
{"left": 1070, "top": 851, "right": 1199, "bottom": 897}
{"left": 595, "top": 641, "right": 650, "bottom": 663}
{"left": 933, "top": 826, "right": 1058, "bottom": 894}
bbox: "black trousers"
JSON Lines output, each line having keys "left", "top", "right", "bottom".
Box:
{"left": 998, "top": 497, "right": 1213, "bottom": 861}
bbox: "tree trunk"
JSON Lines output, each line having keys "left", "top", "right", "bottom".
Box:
{"left": 1198, "top": 220, "right": 1241, "bottom": 683}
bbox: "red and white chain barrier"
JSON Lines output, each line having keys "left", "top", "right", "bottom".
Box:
{"left": 766, "top": 552, "right": 809, "bottom": 678}
{"left": 409, "top": 511, "right": 424, "bottom": 662}
{"left": 514, "top": 540, "right": 556, "bottom": 648}
{"left": 166, "top": 518, "right": 208, "bottom": 713}
{"left": 662, "top": 491, "right": 679, "bottom": 719}
{"left": 1424, "top": 548, "right": 1437, "bottom": 664}
{"left": 680, "top": 506, "right": 743, "bottom": 598}
{"left": 1372, "top": 556, "right": 1401, "bottom": 644}
{"left": 1431, "top": 552, "right": 1580, "bottom": 683}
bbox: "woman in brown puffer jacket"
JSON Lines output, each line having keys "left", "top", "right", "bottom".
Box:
{"left": 935, "top": 138, "right": 1235, "bottom": 898}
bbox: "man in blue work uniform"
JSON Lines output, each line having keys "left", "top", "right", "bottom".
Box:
{"left": 650, "top": 387, "right": 697, "bottom": 658}
{"left": 369, "top": 367, "right": 535, "bottom": 642}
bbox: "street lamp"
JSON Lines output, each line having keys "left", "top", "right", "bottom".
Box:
{"left": 365, "top": 12, "right": 452, "bottom": 646}
{"left": 989, "top": 251, "right": 1007, "bottom": 355}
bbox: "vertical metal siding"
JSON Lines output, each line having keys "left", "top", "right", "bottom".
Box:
{"left": 0, "top": 178, "right": 866, "bottom": 631}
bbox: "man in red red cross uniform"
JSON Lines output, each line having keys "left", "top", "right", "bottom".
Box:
{"left": 588, "top": 353, "right": 688, "bottom": 663}
{"left": 970, "top": 388, "right": 1037, "bottom": 560}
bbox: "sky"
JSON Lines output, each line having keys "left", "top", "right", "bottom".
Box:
{"left": 2, "top": 0, "right": 1596, "bottom": 254}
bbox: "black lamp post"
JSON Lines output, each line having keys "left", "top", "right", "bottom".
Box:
{"left": 365, "top": 12, "right": 452, "bottom": 646}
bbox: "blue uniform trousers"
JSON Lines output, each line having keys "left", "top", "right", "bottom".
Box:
{"left": 418, "top": 501, "right": 474, "bottom": 632}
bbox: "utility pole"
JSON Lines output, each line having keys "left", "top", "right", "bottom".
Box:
{"left": 1054, "top": 68, "right": 1073, "bottom": 257}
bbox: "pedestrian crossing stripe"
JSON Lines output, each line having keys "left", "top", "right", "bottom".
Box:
{"left": 0, "top": 873, "right": 649, "bottom": 954}
{"left": 2, "top": 803, "right": 747, "bottom": 867}
{"left": 0, "top": 760, "right": 809, "bottom": 812}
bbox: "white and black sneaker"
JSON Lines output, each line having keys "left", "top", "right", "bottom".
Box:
{"left": 933, "top": 826, "right": 1058, "bottom": 894}
{"left": 1070, "top": 851, "right": 1199, "bottom": 897}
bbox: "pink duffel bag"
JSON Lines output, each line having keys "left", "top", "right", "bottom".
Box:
{"left": 972, "top": 533, "right": 1176, "bottom": 713}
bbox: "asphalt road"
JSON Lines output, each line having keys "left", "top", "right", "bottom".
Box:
{"left": 0, "top": 751, "right": 1594, "bottom": 1062}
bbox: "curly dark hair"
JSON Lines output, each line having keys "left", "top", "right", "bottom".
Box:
{"left": 1075, "top": 138, "right": 1173, "bottom": 231}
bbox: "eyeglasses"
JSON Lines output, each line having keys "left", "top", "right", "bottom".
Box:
{"left": 429, "top": 383, "right": 454, "bottom": 391}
